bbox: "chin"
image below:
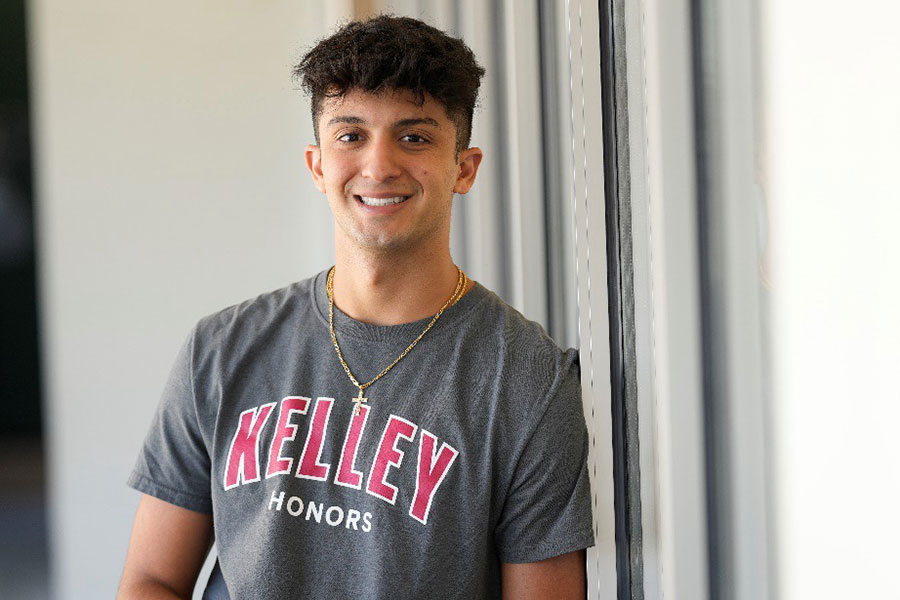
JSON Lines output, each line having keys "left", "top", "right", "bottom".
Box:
{"left": 350, "top": 229, "right": 424, "bottom": 255}
{"left": 356, "top": 237, "right": 413, "bottom": 255}
{"left": 337, "top": 215, "right": 447, "bottom": 257}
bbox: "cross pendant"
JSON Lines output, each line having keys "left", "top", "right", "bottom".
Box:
{"left": 353, "top": 387, "right": 368, "bottom": 416}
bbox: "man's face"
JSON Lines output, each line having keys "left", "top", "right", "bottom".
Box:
{"left": 305, "top": 88, "right": 482, "bottom": 256}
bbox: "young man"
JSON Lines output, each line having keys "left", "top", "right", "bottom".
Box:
{"left": 119, "top": 16, "right": 593, "bottom": 599}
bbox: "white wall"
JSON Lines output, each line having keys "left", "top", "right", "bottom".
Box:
{"left": 28, "top": 1, "right": 335, "bottom": 596}
{"left": 762, "top": 1, "right": 900, "bottom": 598}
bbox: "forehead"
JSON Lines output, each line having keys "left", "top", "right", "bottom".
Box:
{"left": 318, "top": 88, "right": 452, "bottom": 129}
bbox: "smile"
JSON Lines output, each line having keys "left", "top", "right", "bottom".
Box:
{"left": 355, "top": 195, "right": 410, "bottom": 207}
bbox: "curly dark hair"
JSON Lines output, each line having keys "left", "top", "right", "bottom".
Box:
{"left": 294, "top": 15, "right": 485, "bottom": 154}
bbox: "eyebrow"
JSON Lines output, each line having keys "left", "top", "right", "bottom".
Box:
{"left": 326, "top": 116, "right": 364, "bottom": 127}
{"left": 396, "top": 117, "right": 441, "bottom": 129}
{"left": 325, "top": 116, "right": 441, "bottom": 129}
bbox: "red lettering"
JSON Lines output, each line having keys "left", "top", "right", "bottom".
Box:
{"left": 334, "top": 405, "right": 370, "bottom": 489}
{"left": 295, "top": 398, "right": 334, "bottom": 481}
{"left": 366, "top": 415, "right": 417, "bottom": 505}
{"left": 409, "top": 429, "right": 459, "bottom": 524}
{"left": 265, "top": 396, "right": 310, "bottom": 478}
{"left": 223, "top": 403, "right": 276, "bottom": 490}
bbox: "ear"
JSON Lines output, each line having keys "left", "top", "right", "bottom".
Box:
{"left": 305, "top": 144, "right": 326, "bottom": 194}
{"left": 453, "top": 147, "right": 483, "bottom": 195}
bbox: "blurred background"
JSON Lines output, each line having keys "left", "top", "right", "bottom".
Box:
{"left": 1, "top": 0, "right": 44, "bottom": 597}
{"left": 2, "top": 0, "right": 898, "bottom": 599}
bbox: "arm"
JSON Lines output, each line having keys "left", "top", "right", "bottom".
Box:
{"left": 118, "top": 494, "right": 214, "bottom": 599}
{"left": 502, "top": 550, "right": 587, "bottom": 600}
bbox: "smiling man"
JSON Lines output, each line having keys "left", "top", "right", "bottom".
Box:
{"left": 119, "top": 15, "right": 594, "bottom": 600}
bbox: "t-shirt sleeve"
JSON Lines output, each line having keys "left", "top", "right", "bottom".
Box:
{"left": 127, "top": 326, "right": 213, "bottom": 514}
{"left": 494, "top": 353, "right": 595, "bottom": 563}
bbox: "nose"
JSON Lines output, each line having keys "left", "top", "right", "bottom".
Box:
{"left": 360, "top": 136, "right": 403, "bottom": 182}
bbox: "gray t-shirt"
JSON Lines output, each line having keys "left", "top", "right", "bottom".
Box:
{"left": 128, "top": 270, "right": 594, "bottom": 599}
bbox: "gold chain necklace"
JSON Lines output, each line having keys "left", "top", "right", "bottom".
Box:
{"left": 327, "top": 266, "right": 468, "bottom": 415}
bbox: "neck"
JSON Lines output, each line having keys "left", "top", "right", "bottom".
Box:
{"left": 330, "top": 246, "right": 470, "bottom": 326}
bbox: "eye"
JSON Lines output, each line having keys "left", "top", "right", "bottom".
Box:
{"left": 337, "top": 132, "right": 362, "bottom": 143}
{"left": 401, "top": 133, "right": 430, "bottom": 144}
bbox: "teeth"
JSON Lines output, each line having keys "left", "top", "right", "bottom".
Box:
{"left": 358, "top": 196, "right": 407, "bottom": 206}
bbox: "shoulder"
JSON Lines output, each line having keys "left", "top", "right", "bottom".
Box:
{"left": 460, "top": 284, "right": 581, "bottom": 409}
{"left": 464, "top": 283, "right": 579, "bottom": 369}
{"left": 189, "top": 271, "right": 323, "bottom": 358}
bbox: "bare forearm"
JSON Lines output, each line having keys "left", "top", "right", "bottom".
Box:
{"left": 119, "top": 496, "right": 214, "bottom": 600}
{"left": 117, "top": 579, "right": 192, "bottom": 599}
{"left": 501, "top": 550, "right": 587, "bottom": 600}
